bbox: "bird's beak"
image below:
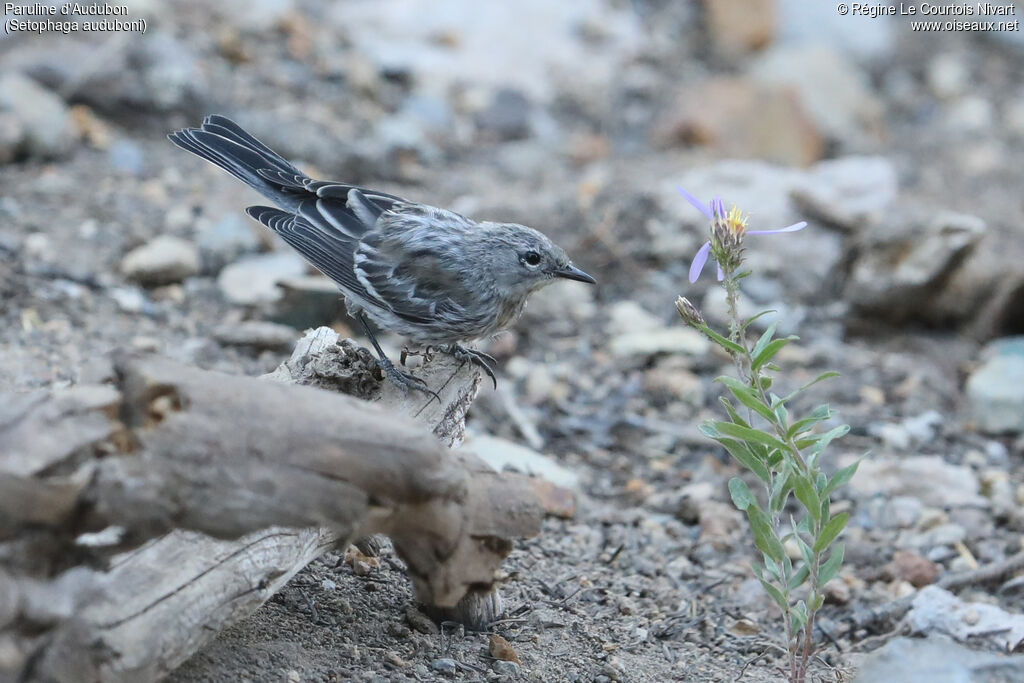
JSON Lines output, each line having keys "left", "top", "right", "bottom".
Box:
{"left": 554, "top": 263, "right": 596, "bottom": 284}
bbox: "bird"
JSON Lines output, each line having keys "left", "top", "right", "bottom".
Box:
{"left": 168, "top": 115, "right": 595, "bottom": 396}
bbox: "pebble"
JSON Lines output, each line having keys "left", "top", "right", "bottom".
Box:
{"left": 891, "top": 550, "right": 939, "bottom": 588}
{"left": 121, "top": 236, "right": 200, "bottom": 286}
{"left": 212, "top": 321, "right": 296, "bottom": 351}
{"left": 217, "top": 251, "right": 308, "bottom": 306}
{"left": 847, "top": 455, "right": 985, "bottom": 508}
{"left": 965, "top": 337, "right": 1024, "bottom": 434}
{"left": 0, "top": 71, "right": 75, "bottom": 160}
{"left": 491, "top": 659, "right": 521, "bottom": 677}
{"left": 196, "top": 214, "right": 261, "bottom": 274}
{"left": 854, "top": 635, "right": 1024, "bottom": 683}
{"left": 430, "top": 658, "right": 457, "bottom": 675}
{"left": 475, "top": 88, "right": 532, "bottom": 141}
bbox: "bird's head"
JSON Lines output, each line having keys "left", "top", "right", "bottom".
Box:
{"left": 480, "top": 223, "right": 596, "bottom": 298}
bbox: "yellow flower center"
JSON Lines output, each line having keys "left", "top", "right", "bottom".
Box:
{"left": 726, "top": 205, "right": 748, "bottom": 236}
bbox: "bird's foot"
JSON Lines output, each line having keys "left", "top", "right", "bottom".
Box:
{"left": 443, "top": 344, "right": 498, "bottom": 389}
{"left": 375, "top": 356, "right": 440, "bottom": 404}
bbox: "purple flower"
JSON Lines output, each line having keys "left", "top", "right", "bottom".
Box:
{"left": 679, "top": 187, "right": 807, "bottom": 283}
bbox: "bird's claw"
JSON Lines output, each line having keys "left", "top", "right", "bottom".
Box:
{"left": 375, "top": 357, "right": 440, "bottom": 404}
{"left": 444, "top": 344, "right": 498, "bottom": 389}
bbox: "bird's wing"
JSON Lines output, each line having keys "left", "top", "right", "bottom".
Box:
{"left": 246, "top": 198, "right": 387, "bottom": 308}
{"left": 352, "top": 209, "right": 483, "bottom": 326}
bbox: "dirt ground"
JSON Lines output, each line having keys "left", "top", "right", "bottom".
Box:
{"left": 3, "top": 1, "right": 1024, "bottom": 681}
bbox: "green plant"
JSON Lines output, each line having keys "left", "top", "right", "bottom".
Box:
{"left": 675, "top": 189, "right": 858, "bottom": 683}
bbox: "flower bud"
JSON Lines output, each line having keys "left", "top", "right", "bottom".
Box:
{"left": 675, "top": 296, "right": 705, "bottom": 327}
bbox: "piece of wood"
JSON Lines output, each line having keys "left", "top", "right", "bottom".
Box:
{"left": 0, "top": 328, "right": 540, "bottom": 682}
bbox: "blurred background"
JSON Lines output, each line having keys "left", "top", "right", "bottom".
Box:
{"left": 3, "top": 1, "right": 1024, "bottom": 680}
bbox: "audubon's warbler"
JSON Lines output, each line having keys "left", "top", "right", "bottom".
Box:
{"left": 169, "top": 115, "right": 595, "bottom": 394}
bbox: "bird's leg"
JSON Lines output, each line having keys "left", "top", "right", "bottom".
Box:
{"left": 443, "top": 344, "right": 498, "bottom": 389}
{"left": 357, "top": 313, "right": 439, "bottom": 403}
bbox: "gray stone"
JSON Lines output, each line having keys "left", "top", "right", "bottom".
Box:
{"left": 966, "top": 337, "right": 1024, "bottom": 434}
{"left": 750, "top": 44, "right": 884, "bottom": 148}
{"left": 846, "top": 455, "right": 985, "bottom": 508}
{"left": 217, "top": 252, "right": 308, "bottom": 306}
{"left": 107, "top": 140, "right": 146, "bottom": 176}
{"left": 791, "top": 156, "right": 898, "bottom": 232}
{"left": 868, "top": 411, "right": 944, "bottom": 451}
{"left": 430, "top": 658, "right": 457, "bottom": 675}
{"left": 854, "top": 635, "right": 1024, "bottom": 683}
{"left": 0, "top": 72, "right": 75, "bottom": 159}
{"left": 121, "top": 236, "right": 200, "bottom": 286}
{"left": 845, "top": 208, "right": 986, "bottom": 324}
{"left": 776, "top": 0, "right": 895, "bottom": 61}
{"left": 196, "top": 214, "right": 262, "bottom": 274}
{"left": 212, "top": 321, "right": 296, "bottom": 351}
{"left": 270, "top": 276, "right": 347, "bottom": 330}
{"left": 466, "top": 432, "right": 579, "bottom": 489}
{"left": 491, "top": 659, "right": 520, "bottom": 677}
{"left": 905, "top": 586, "right": 1024, "bottom": 651}
{"left": 476, "top": 88, "right": 532, "bottom": 140}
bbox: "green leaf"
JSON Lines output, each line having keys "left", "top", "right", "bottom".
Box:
{"left": 718, "top": 438, "right": 771, "bottom": 482}
{"left": 751, "top": 322, "right": 778, "bottom": 361}
{"left": 746, "top": 504, "right": 785, "bottom": 563}
{"left": 759, "top": 578, "right": 788, "bottom": 610}
{"left": 716, "top": 376, "right": 777, "bottom": 423}
{"left": 718, "top": 397, "right": 751, "bottom": 429}
{"left": 799, "top": 371, "right": 840, "bottom": 393}
{"left": 769, "top": 469, "right": 792, "bottom": 514}
{"left": 814, "top": 512, "right": 849, "bottom": 553}
{"left": 728, "top": 477, "right": 755, "bottom": 511}
{"left": 823, "top": 460, "right": 860, "bottom": 496}
{"left": 809, "top": 592, "right": 824, "bottom": 612}
{"left": 796, "top": 535, "right": 814, "bottom": 569}
{"left": 818, "top": 543, "right": 845, "bottom": 585}
{"left": 752, "top": 337, "right": 797, "bottom": 372}
{"left": 698, "top": 324, "right": 746, "bottom": 355}
{"left": 793, "top": 473, "right": 821, "bottom": 522}
{"left": 809, "top": 424, "right": 851, "bottom": 456}
{"left": 714, "top": 422, "right": 789, "bottom": 454}
{"left": 790, "top": 600, "right": 808, "bottom": 633}
{"left": 741, "top": 310, "right": 776, "bottom": 331}
{"left": 759, "top": 375, "right": 773, "bottom": 391}
{"left": 774, "top": 400, "right": 789, "bottom": 429}
{"left": 788, "top": 564, "right": 810, "bottom": 590}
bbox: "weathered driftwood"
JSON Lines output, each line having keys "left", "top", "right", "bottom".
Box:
{"left": 0, "top": 329, "right": 542, "bottom": 682}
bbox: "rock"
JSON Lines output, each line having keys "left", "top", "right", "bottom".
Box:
{"left": 791, "top": 156, "right": 898, "bottom": 232}
{"left": 654, "top": 77, "right": 823, "bottom": 166}
{"left": 891, "top": 550, "right": 939, "bottom": 588}
{"left": 466, "top": 433, "right": 579, "bottom": 489}
{"left": 854, "top": 636, "right": 1024, "bottom": 683}
{"left": 270, "top": 276, "right": 347, "bottom": 329}
{"left": 0, "top": 112, "right": 23, "bottom": 164}
{"left": 846, "top": 455, "right": 985, "bottom": 508}
{"left": 430, "top": 658, "right": 457, "bottom": 676}
{"left": 107, "top": 140, "right": 145, "bottom": 175}
{"left": 488, "top": 634, "right": 521, "bottom": 664}
{"left": 529, "top": 478, "right": 576, "bottom": 519}
{"left": 904, "top": 586, "right": 1024, "bottom": 651}
{"left": 610, "top": 327, "right": 710, "bottom": 359}
{"left": 926, "top": 53, "right": 970, "bottom": 100}
{"left": 844, "top": 208, "right": 986, "bottom": 324}
{"left": 862, "top": 496, "right": 922, "bottom": 530}
{"left": 0, "top": 72, "right": 75, "bottom": 160}
{"left": 492, "top": 659, "right": 521, "bottom": 677}
{"left": 868, "top": 411, "right": 944, "bottom": 451}
{"left": 776, "top": 0, "right": 895, "bottom": 61}
{"left": 704, "top": 0, "right": 775, "bottom": 54}
{"left": 196, "top": 214, "right": 262, "bottom": 274}
{"left": 328, "top": 0, "right": 643, "bottom": 103}
{"left": 213, "top": 0, "right": 294, "bottom": 32}
{"left": 121, "top": 236, "right": 200, "bottom": 286}
{"left": 217, "top": 252, "right": 308, "bottom": 306}
{"left": 212, "top": 321, "right": 296, "bottom": 351}
{"left": 475, "top": 88, "right": 532, "bottom": 141}
{"left": 750, "top": 44, "right": 884, "bottom": 148}
{"left": 966, "top": 337, "right": 1024, "bottom": 434}
{"left": 605, "top": 301, "right": 663, "bottom": 337}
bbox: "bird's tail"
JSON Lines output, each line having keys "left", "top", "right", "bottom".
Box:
{"left": 167, "top": 115, "right": 306, "bottom": 210}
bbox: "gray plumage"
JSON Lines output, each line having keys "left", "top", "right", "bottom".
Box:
{"left": 168, "top": 116, "right": 594, "bottom": 386}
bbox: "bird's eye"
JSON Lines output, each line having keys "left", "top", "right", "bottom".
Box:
{"left": 523, "top": 251, "right": 542, "bottom": 267}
